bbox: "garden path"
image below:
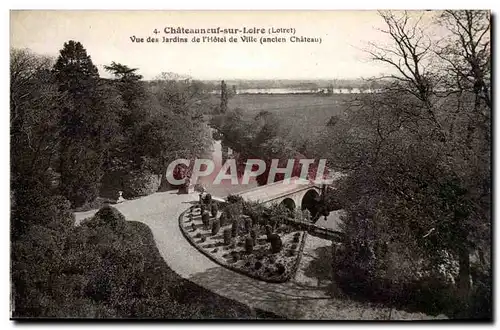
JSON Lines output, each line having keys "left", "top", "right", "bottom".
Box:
{"left": 74, "top": 190, "right": 446, "bottom": 320}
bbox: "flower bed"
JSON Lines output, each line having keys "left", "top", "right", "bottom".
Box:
{"left": 179, "top": 205, "right": 307, "bottom": 283}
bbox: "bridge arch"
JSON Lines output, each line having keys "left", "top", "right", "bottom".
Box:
{"left": 301, "top": 189, "right": 321, "bottom": 216}
{"left": 280, "top": 198, "right": 296, "bottom": 211}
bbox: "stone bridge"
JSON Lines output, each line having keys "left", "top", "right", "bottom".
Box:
{"left": 236, "top": 177, "right": 322, "bottom": 212}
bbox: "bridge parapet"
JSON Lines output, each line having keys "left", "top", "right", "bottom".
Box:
{"left": 236, "top": 176, "right": 322, "bottom": 210}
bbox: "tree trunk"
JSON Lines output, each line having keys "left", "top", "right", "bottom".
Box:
{"left": 458, "top": 247, "right": 471, "bottom": 299}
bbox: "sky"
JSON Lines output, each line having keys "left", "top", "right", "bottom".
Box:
{"left": 10, "top": 10, "right": 441, "bottom": 80}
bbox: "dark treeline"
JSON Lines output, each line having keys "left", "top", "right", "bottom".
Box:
{"left": 10, "top": 40, "right": 255, "bottom": 318}
{"left": 211, "top": 10, "right": 491, "bottom": 319}
{"left": 11, "top": 41, "right": 215, "bottom": 215}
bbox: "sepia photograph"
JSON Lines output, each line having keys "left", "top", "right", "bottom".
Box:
{"left": 9, "top": 9, "right": 492, "bottom": 320}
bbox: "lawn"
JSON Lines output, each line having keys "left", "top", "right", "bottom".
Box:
{"left": 230, "top": 93, "right": 352, "bottom": 123}
{"left": 229, "top": 94, "right": 353, "bottom": 115}
{"left": 227, "top": 93, "right": 355, "bottom": 148}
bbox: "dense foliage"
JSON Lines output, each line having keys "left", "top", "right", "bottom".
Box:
{"left": 12, "top": 41, "right": 213, "bottom": 209}
{"left": 207, "top": 11, "right": 491, "bottom": 319}
{"left": 10, "top": 41, "right": 236, "bottom": 318}
{"left": 322, "top": 11, "right": 491, "bottom": 319}
{"left": 210, "top": 109, "right": 319, "bottom": 185}
{"left": 12, "top": 205, "right": 267, "bottom": 318}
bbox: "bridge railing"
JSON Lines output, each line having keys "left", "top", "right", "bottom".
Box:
{"left": 282, "top": 216, "right": 344, "bottom": 242}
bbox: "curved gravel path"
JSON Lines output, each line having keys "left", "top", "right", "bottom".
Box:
{"left": 74, "top": 190, "right": 446, "bottom": 320}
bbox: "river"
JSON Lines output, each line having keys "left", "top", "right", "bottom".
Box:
{"left": 212, "top": 87, "right": 378, "bottom": 95}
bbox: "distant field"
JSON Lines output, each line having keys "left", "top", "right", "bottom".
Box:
{"left": 228, "top": 94, "right": 354, "bottom": 145}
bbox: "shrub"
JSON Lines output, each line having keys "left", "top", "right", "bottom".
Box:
{"left": 250, "top": 228, "right": 258, "bottom": 244}
{"left": 203, "top": 193, "right": 212, "bottom": 205}
{"left": 195, "top": 232, "right": 202, "bottom": 238}
{"left": 200, "top": 237, "right": 206, "bottom": 243}
{"left": 249, "top": 213, "right": 258, "bottom": 227}
{"left": 267, "top": 203, "right": 290, "bottom": 229}
{"left": 243, "top": 217, "right": 252, "bottom": 233}
{"left": 242, "top": 201, "right": 266, "bottom": 225}
{"left": 332, "top": 239, "right": 459, "bottom": 316}
{"left": 229, "top": 242, "right": 236, "bottom": 250}
{"left": 302, "top": 209, "right": 312, "bottom": 222}
{"left": 269, "top": 234, "right": 283, "bottom": 253}
{"left": 268, "top": 255, "right": 276, "bottom": 264}
{"left": 293, "top": 236, "right": 300, "bottom": 243}
{"left": 219, "top": 212, "right": 228, "bottom": 226}
{"left": 200, "top": 204, "right": 205, "bottom": 214}
{"left": 254, "top": 261, "right": 262, "bottom": 270}
{"left": 227, "top": 194, "right": 243, "bottom": 204}
{"left": 291, "top": 243, "right": 298, "bottom": 250}
{"left": 191, "top": 222, "right": 196, "bottom": 232}
{"left": 269, "top": 218, "right": 277, "bottom": 230}
{"left": 261, "top": 212, "right": 270, "bottom": 226}
{"left": 11, "top": 174, "right": 75, "bottom": 238}
{"left": 223, "top": 229, "right": 232, "bottom": 245}
{"left": 211, "top": 203, "right": 218, "bottom": 218}
{"left": 231, "top": 220, "right": 239, "bottom": 238}
{"left": 212, "top": 248, "right": 218, "bottom": 253}
{"left": 60, "top": 162, "right": 102, "bottom": 208}
{"left": 225, "top": 202, "right": 243, "bottom": 222}
{"left": 202, "top": 211, "right": 210, "bottom": 229}
{"left": 265, "top": 225, "right": 273, "bottom": 238}
{"left": 231, "top": 251, "right": 240, "bottom": 262}
{"left": 276, "top": 263, "right": 286, "bottom": 275}
{"left": 212, "top": 129, "right": 223, "bottom": 141}
{"left": 93, "top": 205, "right": 126, "bottom": 231}
{"left": 122, "top": 170, "right": 160, "bottom": 198}
{"left": 245, "top": 237, "right": 254, "bottom": 254}
{"left": 283, "top": 225, "right": 292, "bottom": 234}
{"left": 211, "top": 220, "right": 220, "bottom": 236}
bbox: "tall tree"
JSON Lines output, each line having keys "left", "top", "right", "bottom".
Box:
{"left": 436, "top": 10, "right": 491, "bottom": 299}
{"left": 102, "top": 62, "right": 147, "bottom": 172}
{"left": 104, "top": 61, "right": 145, "bottom": 125}
{"left": 437, "top": 10, "right": 491, "bottom": 147}
{"left": 52, "top": 40, "right": 111, "bottom": 207}
{"left": 10, "top": 48, "right": 71, "bottom": 238}
{"left": 10, "top": 49, "right": 62, "bottom": 179}
{"left": 321, "top": 10, "right": 490, "bottom": 311}
{"left": 220, "top": 80, "right": 228, "bottom": 113}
